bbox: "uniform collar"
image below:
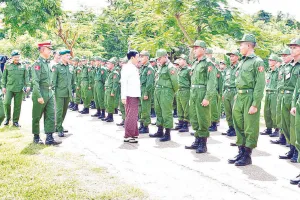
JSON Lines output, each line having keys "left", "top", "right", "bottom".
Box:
{"left": 242, "top": 53, "right": 256, "bottom": 59}
{"left": 39, "top": 56, "right": 50, "bottom": 63}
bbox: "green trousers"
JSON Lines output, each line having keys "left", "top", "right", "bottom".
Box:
{"left": 295, "top": 100, "right": 300, "bottom": 162}
{"left": 210, "top": 92, "right": 219, "bottom": 122}
{"left": 119, "top": 96, "right": 125, "bottom": 120}
{"left": 81, "top": 81, "right": 92, "bottom": 108}
{"left": 140, "top": 91, "right": 152, "bottom": 126}
{"left": 276, "top": 93, "right": 283, "bottom": 128}
{"left": 189, "top": 88, "right": 210, "bottom": 138}
{"left": 105, "top": 89, "right": 115, "bottom": 113}
{"left": 4, "top": 90, "right": 23, "bottom": 123}
{"left": 114, "top": 88, "right": 120, "bottom": 109}
{"left": 154, "top": 88, "right": 174, "bottom": 129}
{"left": 75, "top": 87, "right": 82, "bottom": 104}
{"left": 32, "top": 92, "right": 55, "bottom": 134}
{"left": 233, "top": 93, "right": 261, "bottom": 149}
{"left": 281, "top": 93, "right": 295, "bottom": 145}
{"left": 55, "top": 97, "right": 70, "bottom": 132}
{"left": 264, "top": 93, "right": 278, "bottom": 129}
{"left": 176, "top": 89, "right": 190, "bottom": 122}
{"left": 94, "top": 82, "right": 105, "bottom": 109}
{"left": 0, "top": 98, "right": 5, "bottom": 125}
{"left": 223, "top": 90, "right": 236, "bottom": 127}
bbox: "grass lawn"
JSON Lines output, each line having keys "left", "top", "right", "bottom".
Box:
{"left": 0, "top": 126, "right": 147, "bottom": 200}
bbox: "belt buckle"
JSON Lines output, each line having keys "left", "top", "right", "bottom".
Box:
{"left": 49, "top": 87, "right": 51, "bottom": 90}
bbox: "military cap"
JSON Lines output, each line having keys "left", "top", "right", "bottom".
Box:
{"left": 73, "top": 57, "right": 80, "bottom": 62}
{"left": 174, "top": 59, "right": 180, "bottom": 65}
{"left": 287, "top": 38, "right": 300, "bottom": 46}
{"left": 150, "top": 58, "right": 156, "bottom": 62}
{"left": 102, "top": 58, "right": 108, "bottom": 62}
{"left": 81, "top": 56, "right": 87, "bottom": 60}
{"left": 140, "top": 50, "right": 150, "bottom": 57}
{"left": 119, "top": 57, "right": 128, "bottom": 63}
{"left": 107, "top": 57, "right": 118, "bottom": 65}
{"left": 190, "top": 40, "right": 207, "bottom": 48}
{"left": 59, "top": 49, "right": 71, "bottom": 55}
{"left": 206, "top": 48, "right": 213, "bottom": 54}
{"left": 94, "top": 56, "right": 101, "bottom": 61}
{"left": 226, "top": 50, "right": 240, "bottom": 56}
{"left": 278, "top": 48, "right": 291, "bottom": 55}
{"left": 268, "top": 54, "right": 279, "bottom": 61}
{"left": 219, "top": 60, "right": 226, "bottom": 64}
{"left": 237, "top": 34, "right": 256, "bottom": 44}
{"left": 38, "top": 41, "right": 53, "bottom": 49}
{"left": 11, "top": 50, "right": 20, "bottom": 57}
{"left": 178, "top": 54, "right": 188, "bottom": 61}
{"left": 155, "top": 49, "right": 168, "bottom": 59}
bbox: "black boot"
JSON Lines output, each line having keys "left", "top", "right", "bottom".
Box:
{"left": 98, "top": 109, "right": 106, "bottom": 119}
{"left": 91, "top": 109, "right": 101, "bottom": 117}
{"left": 160, "top": 128, "right": 171, "bottom": 142}
{"left": 45, "top": 133, "right": 61, "bottom": 145}
{"left": 150, "top": 108, "right": 156, "bottom": 118}
{"left": 81, "top": 108, "right": 89, "bottom": 114}
{"left": 279, "top": 145, "right": 295, "bottom": 159}
{"left": 228, "top": 146, "right": 245, "bottom": 164}
{"left": 270, "top": 133, "right": 286, "bottom": 145}
{"left": 269, "top": 128, "right": 279, "bottom": 137}
{"left": 235, "top": 147, "right": 252, "bottom": 166}
{"left": 260, "top": 128, "right": 272, "bottom": 135}
{"left": 196, "top": 137, "right": 208, "bottom": 153}
{"left": 138, "top": 122, "right": 144, "bottom": 131}
{"left": 291, "top": 148, "right": 299, "bottom": 163}
{"left": 173, "top": 109, "right": 178, "bottom": 118}
{"left": 71, "top": 104, "right": 78, "bottom": 111}
{"left": 80, "top": 99, "right": 83, "bottom": 104}
{"left": 209, "top": 122, "right": 217, "bottom": 132}
{"left": 4, "top": 119, "right": 9, "bottom": 126}
{"left": 179, "top": 121, "right": 189, "bottom": 132}
{"left": 114, "top": 108, "right": 118, "bottom": 114}
{"left": 106, "top": 113, "right": 114, "bottom": 122}
{"left": 185, "top": 137, "right": 200, "bottom": 149}
{"left": 58, "top": 131, "right": 65, "bottom": 137}
{"left": 13, "top": 122, "right": 21, "bottom": 127}
{"left": 227, "top": 127, "right": 236, "bottom": 137}
{"left": 175, "top": 120, "right": 183, "bottom": 130}
{"left": 149, "top": 126, "right": 164, "bottom": 138}
{"left": 116, "top": 120, "right": 125, "bottom": 126}
{"left": 139, "top": 126, "right": 149, "bottom": 134}
{"left": 68, "top": 102, "right": 74, "bottom": 108}
{"left": 222, "top": 126, "right": 232, "bottom": 135}
{"left": 33, "top": 134, "right": 43, "bottom": 144}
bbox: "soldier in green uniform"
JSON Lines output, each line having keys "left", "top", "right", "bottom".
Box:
{"left": 260, "top": 54, "right": 279, "bottom": 136}
{"left": 52, "top": 50, "right": 74, "bottom": 137}
{"left": 228, "top": 34, "right": 265, "bottom": 166}
{"left": 139, "top": 51, "right": 155, "bottom": 133}
{"left": 80, "top": 57, "right": 93, "bottom": 114}
{"left": 71, "top": 57, "right": 81, "bottom": 111}
{"left": 89, "top": 57, "right": 96, "bottom": 109}
{"left": 23, "top": 60, "right": 32, "bottom": 100}
{"left": 271, "top": 48, "right": 293, "bottom": 145}
{"left": 32, "top": 42, "right": 61, "bottom": 145}
{"left": 174, "top": 54, "right": 191, "bottom": 132}
{"left": 279, "top": 38, "right": 300, "bottom": 163}
{"left": 149, "top": 49, "right": 178, "bottom": 142}
{"left": 149, "top": 58, "right": 157, "bottom": 118}
{"left": 222, "top": 50, "right": 239, "bottom": 137}
{"left": 219, "top": 61, "right": 226, "bottom": 119}
{"left": 116, "top": 57, "right": 128, "bottom": 126}
{"left": 102, "top": 57, "right": 119, "bottom": 122}
{"left": 113, "top": 59, "right": 121, "bottom": 115}
{"left": 2, "top": 50, "right": 30, "bottom": 127}
{"left": 68, "top": 58, "right": 76, "bottom": 109}
{"left": 185, "top": 41, "right": 216, "bottom": 153}
{"left": 290, "top": 38, "right": 300, "bottom": 186}
{"left": 0, "top": 69, "right": 5, "bottom": 126}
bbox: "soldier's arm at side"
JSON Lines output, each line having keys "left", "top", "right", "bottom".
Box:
{"left": 205, "top": 64, "right": 217, "bottom": 101}
{"left": 169, "top": 67, "right": 179, "bottom": 93}
{"left": 145, "top": 68, "right": 155, "bottom": 97}
{"left": 52, "top": 65, "right": 58, "bottom": 93}
{"left": 111, "top": 72, "right": 120, "bottom": 96}
{"left": 24, "top": 66, "right": 30, "bottom": 87}
{"left": 32, "top": 63, "right": 42, "bottom": 98}
{"left": 1, "top": 66, "right": 7, "bottom": 89}
{"left": 292, "top": 75, "right": 300, "bottom": 108}
{"left": 252, "top": 60, "right": 266, "bottom": 107}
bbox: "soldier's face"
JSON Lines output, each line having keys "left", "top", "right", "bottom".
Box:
{"left": 193, "top": 47, "right": 205, "bottom": 58}
{"left": 178, "top": 58, "right": 186, "bottom": 67}
{"left": 150, "top": 62, "right": 156, "bottom": 67}
{"left": 107, "top": 62, "right": 114, "bottom": 70}
{"left": 290, "top": 45, "right": 300, "bottom": 57}
{"left": 230, "top": 55, "right": 238, "bottom": 64}
{"left": 61, "top": 54, "right": 70, "bottom": 63}
{"left": 42, "top": 47, "right": 52, "bottom": 59}
{"left": 12, "top": 55, "right": 20, "bottom": 63}
{"left": 140, "top": 55, "right": 149, "bottom": 65}
{"left": 268, "top": 60, "right": 277, "bottom": 68}
{"left": 220, "top": 63, "right": 226, "bottom": 70}
{"left": 157, "top": 56, "right": 167, "bottom": 66}
{"left": 239, "top": 42, "right": 253, "bottom": 56}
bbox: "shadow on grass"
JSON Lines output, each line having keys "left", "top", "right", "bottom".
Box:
{"left": 20, "top": 143, "right": 48, "bottom": 155}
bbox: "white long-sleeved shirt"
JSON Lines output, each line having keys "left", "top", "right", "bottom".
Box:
{"left": 121, "top": 62, "right": 141, "bottom": 99}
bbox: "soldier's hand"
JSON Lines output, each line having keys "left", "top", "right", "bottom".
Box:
{"left": 2, "top": 88, "right": 6, "bottom": 94}
{"left": 290, "top": 107, "right": 296, "bottom": 116}
{"left": 111, "top": 93, "right": 115, "bottom": 97}
{"left": 122, "top": 99, "right": 126, "bottom": 105}
{"left": 88, "top": 87, "right": 91, "bottom": 90}
{"left": 222, "top": 96, "right": 224, "bottom": 101}
{"left": 143, "top": 96, "right": 148, "bottom": 100}
{"left": 38, "top": 98, "right": 44, "bottom": 104}
{"left": 76, "top": 87, "right": 80, "bottom": 90}
{"left": 201, "top": 99, "right": 209, "bottom": 107}
{"left": 248, "top": 106, "right": 258, "bottom": 115}
{"left": 26, "top": 87, "right": 30, "bottom": 92}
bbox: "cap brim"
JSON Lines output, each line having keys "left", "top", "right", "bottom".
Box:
{"left": 287, "top": 43, "right": 300, "bottom": 46}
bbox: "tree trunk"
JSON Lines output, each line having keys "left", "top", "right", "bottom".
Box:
{"left": 174, "top": 13, "right": 193, "bottom": 45}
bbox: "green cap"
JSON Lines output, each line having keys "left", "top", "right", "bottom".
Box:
{"left": 206, "top": 48, "right": 213, "bottom": 54}
{"left": 140, "top": 50, "right": 150, "bottom": 57}
{"left": 150, "top": 58, "right": 156, "bottom": 62}
{"left": 155, "top": 49, "right": 168, "bottom": 59}
{"left": 11, "top": 50, "right": 20, "bottom": 57}
{"left": 278, "top": 48, "right": 291, "bottom": 55}
{"left": 287, "top": 38, "right": 300, "bottom": 46}
{"left": 107, "top": 57, "right": 118, "bottom": 65}
{"left": 119, "top": 57, "right": 128, "bottom": 63}
{"left": 178, "top": 54, "right": 188, "bottom": 61}
{"left": 174, "top": 59, "right": 180, "bottom": 65}
{"left": 237, "top": 34, "right": 256, "bottom": 44}
{"left": 95, "top": 56, "right": 102, "bottom": 61}
{"left": 73, "top": 57, "right": 80, "bottom": 62}
{"left": 81, "top": 56, "right": 87, "bottom": 60}
{"left": 226, "top": 50, "right": 240, "bottom": 56}
{"left": 269, "top": 54, "right": 279, "bottom": 61}
{"left": 190, "top": 40, "right": 207, "bottom": 48}
{"left": 102, "top": 58, "right": 107, "bottom": 62}
{"left": 59, "top": 49, "right": 71, "bottom": 55}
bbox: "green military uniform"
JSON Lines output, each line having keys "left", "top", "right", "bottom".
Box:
{"left": 80, "top": 63, "right": 93, "bottom": 112}
{"left": 2, "top": 51, "right": 29, "bottom": 125}
{"left": 117, "top": 57, "right": 128, "bottom": 124}
{"left": 113, "top": 64, "right": 121, "bottom": 112}
{"left": 0, "top": 70, "right": 5, "bottom": 125}
{"left": 223, "top": 51, "right": 239, "bottom": 135}
{"left": 52, "top": 50, "right": 74, "bottom": 135}
{"left": 73, "top": 63, "right": 82, "bottom": 109}
{"left": 150, "top": 49, "right": 178, "bottom": 142}
{"left": 292, "top": 60, "right": 300, "bottom": 162}
{"left": 89, "top": 59, "right": 96, "bottom": 109}
{"left": 149, "top": 58, "right": 157, "bottom": 117}
{"left": 68, "top": 63, "right": 76, "bottom": 107}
